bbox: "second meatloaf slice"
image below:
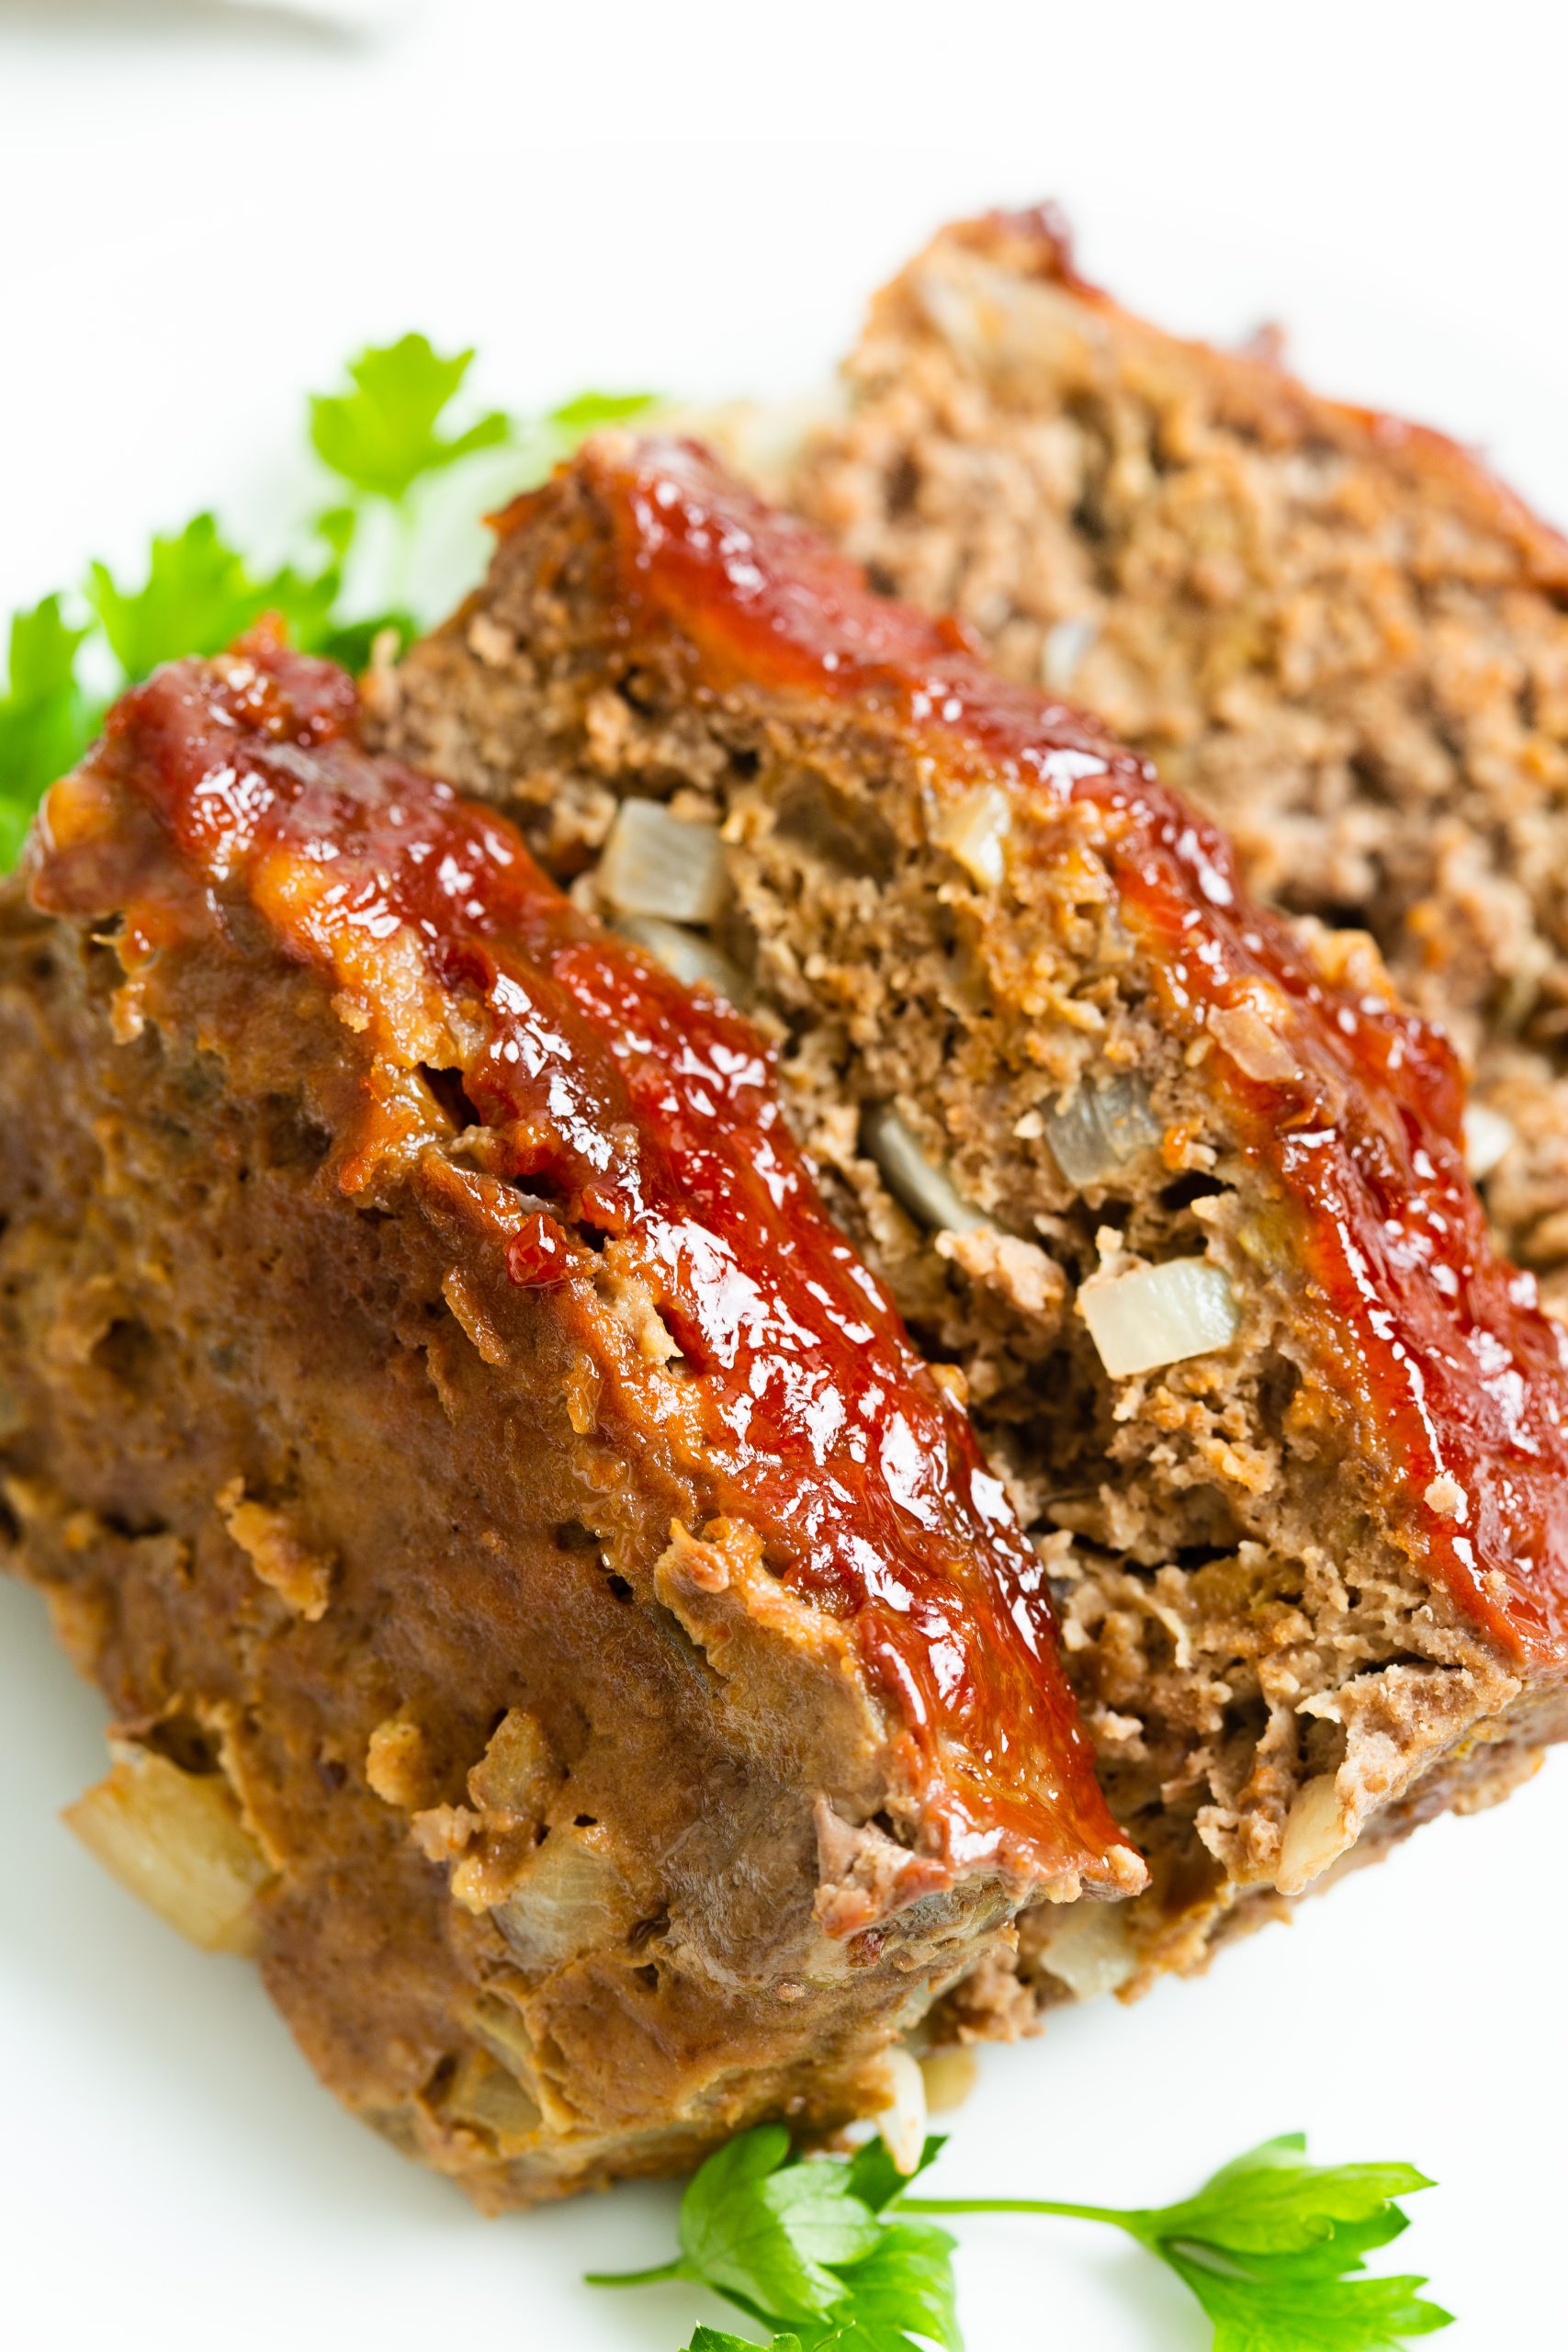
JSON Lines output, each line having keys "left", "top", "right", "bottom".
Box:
{"left": 789, "top": 208, "right": 1568, "bottom": 1312}
{"left": 2, "top": 627, "right": 1137, "bottom": 2208}
{"left": 384, "top": 435, "right": 1568, "bottom": 2003}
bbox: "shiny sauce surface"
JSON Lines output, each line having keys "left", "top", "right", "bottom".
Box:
{"left": 29, "top": 630, "right": 1136, "bottom": 1894}
{"left": 576, "top": 435, "right": 1568, "bottom": 1669}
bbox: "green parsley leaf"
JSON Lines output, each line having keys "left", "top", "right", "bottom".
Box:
{"left": 310, "top": 609, "right": 416, "bottom": 673}
{"left": 85, "top": 514, "right": 341, "bottom": 680}
{"left": 1165, "top": 2245, "right": 1452, "bottom": 2351}
{"left": 1125, "top": 2134, "right": 1451, "bottom": 2347}
{"left": 87, "top": 514, "right": 260, "bottom": 675}
{"left": 685, "top": 2331, "right": 804, "bottom": 2352}
{"left": 677, "top": 2126, "right": 884, "bottom": 2324}
{"left": 309, "top": 334, "right": 510, "bottom": 502}
{"left": 794, "top": 2218, "right": 960, "bottom": 2352}
{"left": 903, "top": 2129, "right": 1450, "bottom": 2349}
{"left": 590, "top": 2127, "right": 956, "bottom": 2350}
{"left": 843, "top": 2135, "right": 946, "bottom": 2216}
{"left": 314, "top": 504, "right": 359, "bottom": 561}
{"left": 1137, "top": 2134, "right": 1437, "bottom": 2256}
{"left": 5, "top": 594, "right": 87, "bottom": 716}
{"left": 0, "top": 594, "right": 92, "bottom": 862}
{"left": 545, "top": 388, "right": 660, "bottom": 435}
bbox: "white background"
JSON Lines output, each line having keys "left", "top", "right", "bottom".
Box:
{"left": 2, "top": 5, "right": 1566, "bottom": 2346}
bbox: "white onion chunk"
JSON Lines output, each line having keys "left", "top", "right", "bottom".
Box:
{"left": 863, "top": 1103, "right": 989, "bottom": 1234}
{"left": 613, "top": 913, "right": 747, "bottom": 1003}
{"left": 600, "top": 800, "right": 727, "bottom": 925}
{"left": 1463, "top": 1102, "right": 1514, "bottom": 1181}
{"left": 1044, "top": 1075, "right": 1161, "bottom": 1188}
{"left": 1079, "top": 1256, "right": 1240, "bottom": 1378}
{"left": 931, "top": 785, "right": 1011, "bottom": 888}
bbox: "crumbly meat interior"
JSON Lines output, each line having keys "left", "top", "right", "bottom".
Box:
{"left": 786, "top": 208, "right": 1568, "bottom": 1317}
{"left": 381, "top": 460, "right": 1564, "bottom": 2002}
{"left": 0, "top": 656, "right": 1118, "bottom": 2206}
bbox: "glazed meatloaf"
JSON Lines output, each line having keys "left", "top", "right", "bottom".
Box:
{"left": 383, "top": 435, "right": 1568, "bottom": 2003}
{"left": 790, "top": 207, "right": 1568, "bottom": 1315}
{"left": 0, "top": 626, "right": 1142, "bottom": 2208}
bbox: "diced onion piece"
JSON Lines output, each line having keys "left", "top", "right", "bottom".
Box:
{"left": 874, "top": 2046, "right": 928, "bottom": 2177}
{"left": 1079, "top": 1256, "right": 1240, "bottom": 1379}
{"left": 1463, "top": 1102, "right": 1515, "bottom": 1181}
{"left": 931, "top": 785, "right": 1011, "bottom": 888}
{"left": 1042, "top": 616, "right": 1099, "bottom": 695}
{"left": 1043, "top": 1075, "right": 1161, "bottom": 1188}
{"left": 613, "top": 913, "right": 747, "bottom": 1003}
{"left": 471, "top": 1993, "right": 542, "bottom": 2086}
{"left": 65, "top": 1743, "right": 273, "bottom": 1955}
{"left": 468, "top": 1707, "right": 552, "bottom": 1823}
{"left": 599, "top": 800, "right": 727, "bottom": 924}
{"left": 1209, "top": 1001, "right": 1299, "bottom": 1085}
{"left": 443, "top": 2050, "right": 542, "bottom": 2148}
{"left": 919, "top": 2046, "right": 978, "bottom": 2113}
{"left": 1275, "top": 1772, "right": 1354, "bottom": 1895}
{"left": 1034, "top": 1901, "right": 1136, "bottom": 2001}
{"left": 863, "top": 1103, "right": 989, "bottom": 1234}
{"left": 1096, "top": 1077, "right": 1164, "bottom": 1164}
{"left": 493, "top": 1827, "right": 630, "bottom": 1971}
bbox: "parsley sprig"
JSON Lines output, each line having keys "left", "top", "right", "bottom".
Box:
{"left": 590, "top": 2124, "right": 1450, "bottom": 2351}
{"left": 85, "top": 512, "right": 345, "bottom": 682}
{"left": 591, "top": 2128, "right": 958, "bottom": 2351}
{"left": 0, "top": 597, "right": 93, "bottom": 866}
{"left": 308, "top": 333, "right": 512, "bottom": 502}
{"left": 0, "top": 336, "right": 655, "bottom": 867}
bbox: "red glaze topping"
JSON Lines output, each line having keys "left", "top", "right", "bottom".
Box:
{"left": 29, "top": 629, "right": 1139, "bottom": 1901}
{"left": 527, "top": 435, "right": 1568, "bottom": 1671}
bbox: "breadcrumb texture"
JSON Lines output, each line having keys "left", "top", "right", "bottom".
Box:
{"left": 382, "top": 436, "right": 1568, "bottom": 2005}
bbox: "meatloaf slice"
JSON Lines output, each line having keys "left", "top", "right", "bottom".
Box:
{"left": 382, "top": 435, "right": 1568, "bottom": 2003}
{"left": 0, "top": 626, "right": 1139, "bottom": 2209}
{"left": 788, "top": 207, "right": 1568, "bottom": 1316}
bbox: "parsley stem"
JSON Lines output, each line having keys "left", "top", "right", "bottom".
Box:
{"left": 896, "top": 2197, "right": 1132, "bottom": 2227}
{"left": 582, "top": 2258, "right": 689, "bottom": 2288}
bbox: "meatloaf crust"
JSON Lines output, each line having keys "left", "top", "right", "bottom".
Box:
{"left": 0, "top": 627, "right": 1137, "bottom": 2208}
{"left": 383, "top": 435, "right": 1568, "bottom": 2001}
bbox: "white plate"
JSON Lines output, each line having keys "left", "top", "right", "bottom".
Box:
{"left": 4, "top": 7, "right": 1568, "bottom": 2347}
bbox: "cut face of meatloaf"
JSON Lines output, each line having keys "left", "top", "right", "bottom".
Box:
{"left": 787, "top": 207, "right": 1568, "bottom": 1319}
{"left": 382, "top": 435, "right": 1568, "bottom": 2004}
{"left": 0, "top": 627, "right": 1139, "bottom": 2209}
